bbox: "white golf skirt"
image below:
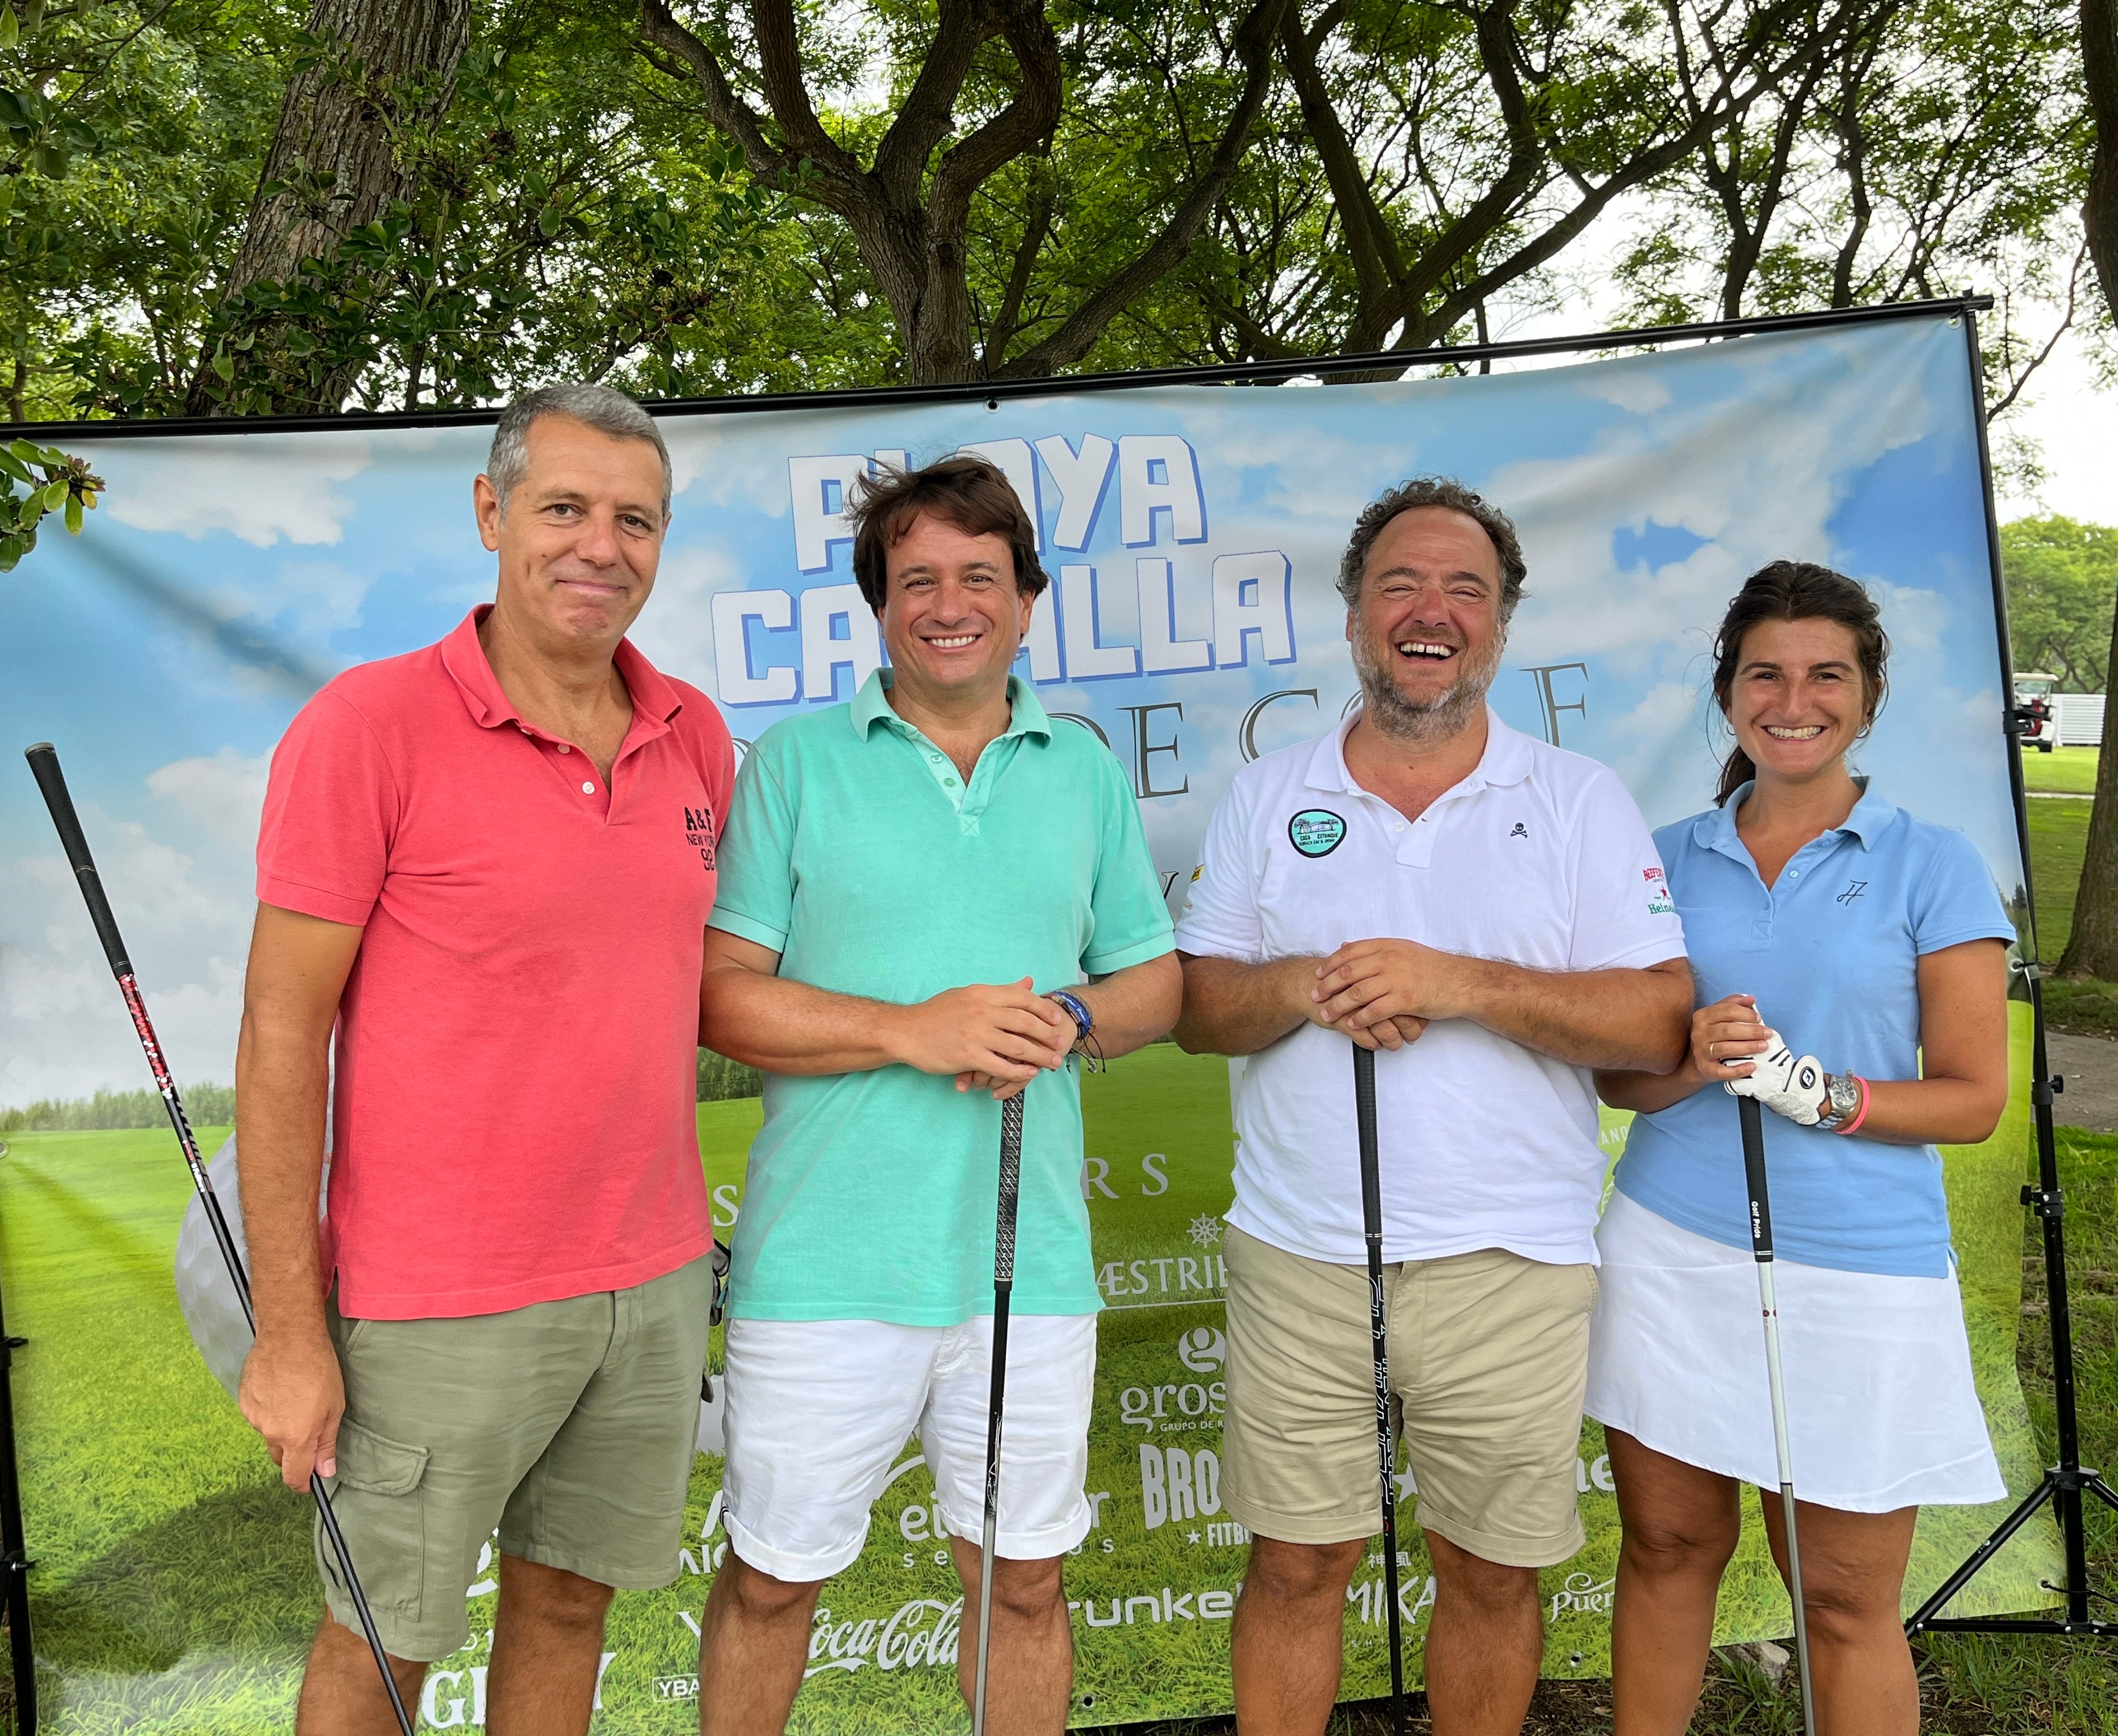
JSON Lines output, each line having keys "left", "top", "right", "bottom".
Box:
{"left": 1584, "top": 1191, "right": 2005, "bottom": 1512}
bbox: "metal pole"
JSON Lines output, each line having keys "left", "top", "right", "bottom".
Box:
{"left": 1736, "top": 1096, "right": 1816, "bottom": 1735}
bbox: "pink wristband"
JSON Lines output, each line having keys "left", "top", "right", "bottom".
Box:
{"left": 1834, "top": 1074, "right": 1871, "bottom": 1136}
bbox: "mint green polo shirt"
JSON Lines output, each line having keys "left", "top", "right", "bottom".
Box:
{"left": 708, "top": 669, "right": 1175, "bottom": 1324}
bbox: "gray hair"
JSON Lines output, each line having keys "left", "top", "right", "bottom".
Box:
{"left": 486, "top": 383, "right": 672, "bottom": 519}
{"left": 1336, "top": 476, "right": 1527, "bottom": 619}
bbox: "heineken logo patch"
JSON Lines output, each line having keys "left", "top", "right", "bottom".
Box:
{"left": 1287, "top": 809, "right": 1347, "bottom": 858}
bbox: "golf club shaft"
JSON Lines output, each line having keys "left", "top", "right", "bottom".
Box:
{"left": 972, "top": 1092, "right": 1025, "bottom": 1736}
{"left": 1352, "top": 1044, "right": 1405, "bottom": 1736}
{"left": 24, "top": 743, "right": 416, "bottom": 1736}
{"left": 1737, "top": 1096, "right": 1817, "bottom": 1736}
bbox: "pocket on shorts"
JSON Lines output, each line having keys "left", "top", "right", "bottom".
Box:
{"left": 326, "top": 1420, "right": 432, "bottom": 1611}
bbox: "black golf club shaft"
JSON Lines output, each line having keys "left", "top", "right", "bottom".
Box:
{"left": 1737, "top": 1095, "right": 1816, "bottom": 1736}
{"left": 972, "top": 1091, "right": 1025, "bottom": 1736}
{"left": 1353, "top": 1043, "right": 1406, "bottom": 1736}
{"left": 24, "top": 743, "right": 415, "bottom": 1736}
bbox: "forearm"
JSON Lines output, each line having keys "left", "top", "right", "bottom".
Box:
{"left": 1071, "top": 953, "right": 1182, "bottom": 1060}
{"left": 700, "top": 963, "right": 910, "bottom": 1075}
{"left": 1454, "top": 960, "right": 1692, "bottom": 1072}
{"left": 233, "top": 1014, "right": 332, "bottom": 1344}
{"left": 1595, "top": 1062, "right": 1711, "bottom": 1114}
{"left": 1173, "top": 953, "right": 1316, "bottom": 1056}
{"left": 1838, "top": 1075, "right": 2006, "bottom": 1147}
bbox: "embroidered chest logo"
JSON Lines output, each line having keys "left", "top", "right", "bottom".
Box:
{"left": 1509, "top": 821, "right": 1528, "bottom": 838}
{"left": 1643, "top": 865, "right": 1676, "bottom": 917}
{"left": 1287, "top": 809, "right": 1347, "bottom": 858}
{"left": 684, "top": 803, "right": 717, "bottom": 871}
{"left": 1837, "top": 879, "right": 1867, "bottom": 906}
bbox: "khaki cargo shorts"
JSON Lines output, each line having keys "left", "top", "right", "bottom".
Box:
{"left": 1221, "top": 1223, "right": 1596, "bottom": 1569}
{"left": 316, "top": 1253, "right": 714, "bottom": 1660}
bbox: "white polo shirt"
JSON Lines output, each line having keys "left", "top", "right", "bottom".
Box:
{"left": 1174, "top": 709, "right": 1685, "bottom": 1269}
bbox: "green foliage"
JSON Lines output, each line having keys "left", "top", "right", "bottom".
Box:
{"left": 0, "top": 432, "right": 98, "bottom": 569}
{"left": 2004, "top": 517, "right": 2118, "bottom": 694}
{"left": 0, "top": 1080, "right": 232, "bottom": 1133}
{"left": 696, "top": 1046, "right": 762, "bottom": 1103}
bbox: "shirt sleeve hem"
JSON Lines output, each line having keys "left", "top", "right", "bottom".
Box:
{"left": 1572, "top": 936, "right": 1689, "bottom": 973}
{"left": 1170, "top": 921, "right": 1265, "bottom": 962}
{"left": 1082, "top": 933, "right": 1177, "bottom": 976}
{"left": 1913, "top": 922, "right": 2019, "bottom": 956}
{"left": 255, "top": 873, "right": 375, "bottom": 927}
{"left": 706, "top": 909, "right": 792, "bottom": 953}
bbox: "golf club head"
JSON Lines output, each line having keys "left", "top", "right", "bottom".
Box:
{"left": 172, "top": 1132, "right": 257, "bottom": 1400}
{"left": 173, "top": 1130, "right": 330, "bottom": 1401}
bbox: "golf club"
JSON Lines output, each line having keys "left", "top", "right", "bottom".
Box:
{"left": 1736, "top": 1094, "right": 1818, "bottom": 1736}
{"left": 1353, "top": 1042, "right": 1407, "bottom": 1736}
{"left": 24, "top": 742, "right": 417, "bottom": 1736}
{"left": 971, "top": 1090, "right": 1025, "bottom": 1736}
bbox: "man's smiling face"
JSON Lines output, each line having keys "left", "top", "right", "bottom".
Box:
{"left": 1346, "top": 504, "right": 1507, "bottom": 739}
{"left": 876, "top": 509, "right": 1034, "bottom": 707}
{"left": 476, "top": 414, "right": 668, "bottom": 650}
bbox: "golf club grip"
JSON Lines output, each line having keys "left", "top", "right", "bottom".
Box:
{"left": 1737, "top": 1095, "right": 1774, "bottom": 1258}
{"left": 24, "top": 743, "right": 132, "bottom": 976}
{"left": 1352, "top": 1042, "right": 1382, "bottom": 1233}
{"left": 995, "top": 1094, "right": 1024, "bottom": 1284}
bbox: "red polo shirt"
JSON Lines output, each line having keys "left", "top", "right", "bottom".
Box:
{"left": 256, "top": 607, "right": 732, "bottom": 1319}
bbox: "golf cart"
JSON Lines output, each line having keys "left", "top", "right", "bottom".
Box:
{"left": 2015, "top": 671, "right": 2059, "bottom": 752}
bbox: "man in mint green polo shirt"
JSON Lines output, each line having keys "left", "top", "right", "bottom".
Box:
{"left": 696, "top": 454, "right": 1180, "bottom": 1736}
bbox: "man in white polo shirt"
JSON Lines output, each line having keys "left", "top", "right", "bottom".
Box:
{"left": 1173, "top": 478, "right": 1690, "bottom": 1736}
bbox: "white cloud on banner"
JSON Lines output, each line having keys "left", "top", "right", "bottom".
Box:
{"left": 5, "top": 780, "right": 255, "bottom": 1104}
{"left": 103, "top": 433, "right": 373, "bottom": 547}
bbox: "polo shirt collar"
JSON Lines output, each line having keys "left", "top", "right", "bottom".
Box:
{"left": 1695, "top": 776, "right": 1898, "bottom": 855}
{"left": 849, "top": 667, "right": 1053, "bottom": 742}
{"left": 440, "top": 605, "right": 685, "bottom": 736}
{"left": 1307, "top": 703, "right": 1533, "bottom": 794}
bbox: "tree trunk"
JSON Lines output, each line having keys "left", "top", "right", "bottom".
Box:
{"left": 2054, "top": 0, "right": 2118, "bottom": 978}
{"left": 186, "top": 0, "right": 471, "bottom": 414}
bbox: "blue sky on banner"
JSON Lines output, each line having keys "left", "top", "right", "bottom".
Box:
{"left": 1, "top": 315, "right": 2015, "bottom": 1104}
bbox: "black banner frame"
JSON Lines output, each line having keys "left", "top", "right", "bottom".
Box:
{"left": 3, "top": 293, "right": 2108, "bottom": 1730}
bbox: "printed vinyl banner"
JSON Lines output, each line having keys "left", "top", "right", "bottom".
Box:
{"left": 0, "top": 309, "right": 2065, "bottom": 1729}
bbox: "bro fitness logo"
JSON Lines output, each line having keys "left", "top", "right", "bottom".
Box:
{"left": 1288, "top": 808, "right": 1347, "bottom": 857}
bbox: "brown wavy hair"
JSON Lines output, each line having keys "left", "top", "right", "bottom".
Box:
{"left": 848, "top": 454, "right": 1049, "bottom": 609}
{"left": 1712, "top": 561, "right": 1889, "bottom": 806}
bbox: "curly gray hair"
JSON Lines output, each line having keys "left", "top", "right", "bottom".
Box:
{"left": 486, "top": 383, "right": 671, "bottom": 519}
{"left": 1335, "top": 476, "right": 1527, "bottom": 619}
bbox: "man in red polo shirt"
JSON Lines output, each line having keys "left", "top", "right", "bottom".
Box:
{"left": 236, "top": 383, "right": 732, "bottom": 1733}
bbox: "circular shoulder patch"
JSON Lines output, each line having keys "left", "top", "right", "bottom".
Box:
{"left": 1287, "top": 808, "right": 1347, "bottom": 858}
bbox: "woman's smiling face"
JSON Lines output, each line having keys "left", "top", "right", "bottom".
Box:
{"left": 1726, "top": 614, "right": 1873, "bottom": 786}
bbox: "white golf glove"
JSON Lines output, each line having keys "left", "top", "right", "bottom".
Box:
{"left": 1724, "top": 1030, "right": 1827, "bottom": 1126}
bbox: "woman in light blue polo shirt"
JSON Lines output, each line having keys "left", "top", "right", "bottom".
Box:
{"left": 1588, "top": 561, "right": 2015, "bottom": 1735}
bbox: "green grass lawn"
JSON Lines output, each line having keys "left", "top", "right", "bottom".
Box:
{"left": 2021, "top": 794, "right": 2118, "bottom": 1038}
{"left": 2022, "top": 745, "right": 2101, "bottom": 796}
{"left": 1, "top": 1037, "right": 2089, "bottom": 1733}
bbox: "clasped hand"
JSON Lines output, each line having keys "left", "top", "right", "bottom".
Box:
{"left": 1304, "top": 937, "right": 1464, "bottom": 1052}
{"left": 891, "top": 976, "right": 1075, "bottom": 1100}
{"left": 1689, "top": 992, "right": 1826, "bottom": 1125}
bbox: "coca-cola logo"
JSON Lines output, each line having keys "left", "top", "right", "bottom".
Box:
{"left": 803, "top": 1597, "right": 963, "bottom": 1677}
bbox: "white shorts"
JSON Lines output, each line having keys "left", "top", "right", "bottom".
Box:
{"left": 720, "top": 1312, "right": 1097, "bottom": 1581}
{"left": 1585, "top": 1191, "right": 2005, "bottom": 1512}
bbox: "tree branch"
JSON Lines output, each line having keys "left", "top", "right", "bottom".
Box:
{"left": 1000, "top": 0, "right": 1293, "bottom": 377}
{"left": 638, "top": 0, "right": 802, "bottom": 183}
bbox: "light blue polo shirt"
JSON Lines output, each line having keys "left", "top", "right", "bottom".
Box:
{"left": 708, "top": 669, "right": 1174, "bottom": 1324}
{"left": 1612, "top": 781, "right": 2017, "bottom": 1277}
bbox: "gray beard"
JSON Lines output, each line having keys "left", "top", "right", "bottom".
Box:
{"left": 1349, "top": 627, "right": 1503, "bottom": 746}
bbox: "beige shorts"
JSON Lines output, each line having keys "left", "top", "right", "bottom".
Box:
{"left": 1221, "top": 1223, "right": 1596, "bottom": 1569}
{"left": 318, "top": 1253, "right": 714, "bottom": 1660}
